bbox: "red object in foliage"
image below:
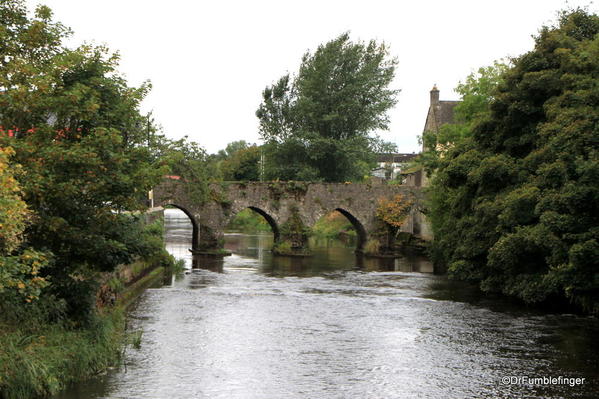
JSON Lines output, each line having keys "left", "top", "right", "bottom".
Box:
{"left": 165, "top": 175, "right": 181, "bottom": 180}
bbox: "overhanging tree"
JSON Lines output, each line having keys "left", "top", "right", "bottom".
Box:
{"left": 0, "top": 1, "right": 167, "bottom": 321}
{"left": 427, "top": 8, "right": 599, "bottom": 313}
{"left": 256, "top": 33, "right": 398, "bottom": 182}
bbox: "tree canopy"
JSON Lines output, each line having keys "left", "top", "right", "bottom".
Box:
{"left": 256, "top": 33, "right": 398, "bottom": 182}
{"left": 0, "top": 0, "right": 170, "bottom": 321}
{"left": 220, "top": 144, "right": 261, "bottom": 181}
{"left": 425, "top": 9, "right": 599, "bottom": 313}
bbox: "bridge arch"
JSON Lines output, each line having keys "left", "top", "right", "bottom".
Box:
{"left": 329, "top": 208, "right": 368, "bottom": 252}
{"left": 164, "top": 203, "right": 199, "bottom": 250}
{"left": 246, "top": 206, "right": 280, "bottom": 243}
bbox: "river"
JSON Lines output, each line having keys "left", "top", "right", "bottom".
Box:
{"left": 56, "top": 208, "right": 599, "bottom": 398}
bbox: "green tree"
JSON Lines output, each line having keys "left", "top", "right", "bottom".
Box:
{"left": 153, "top": 135, "right": 218, "bottom": 203}
{"left": 256, "top": 32, "right": 398, "bottom": 182}
{"left": 0, "top": 0, "right": 167, "bottom": 321}
{"left": 428, "top": 9, "right": 599, "bottom": 313}
{"left": 221, "top": 145, "right": 261, "bottom": 181}
{"left": 214, "top": 140, "right": 251, "bottom": 161}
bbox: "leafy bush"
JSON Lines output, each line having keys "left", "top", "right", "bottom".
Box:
{"left": 425, "top": 9, "right": 599, "bottom": 313}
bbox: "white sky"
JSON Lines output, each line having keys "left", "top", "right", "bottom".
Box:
{"left": 27, "top": 0, "right": 596, "bottom": 154}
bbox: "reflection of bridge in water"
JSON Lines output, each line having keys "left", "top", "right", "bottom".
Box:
{"left": 154, "top": 180, "right": 429, "bottom": 256}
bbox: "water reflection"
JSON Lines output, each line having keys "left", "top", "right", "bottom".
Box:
{"left": 54, "top": 208, "right": 599, "bottom": 399}
{"left": 164, "top": 208, "right": 434, "bottom": 276}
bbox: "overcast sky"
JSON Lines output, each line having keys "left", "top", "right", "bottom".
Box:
{"left": 26, "top": 0, "right": 596, "bottom": 154}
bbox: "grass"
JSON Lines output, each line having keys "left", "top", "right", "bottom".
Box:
{"left": 226, "top": 209, "right": 271, "bottom": 233}
{"left": 0, "top": 311, "right": 125, "bottom": 399}
{"left": 0, "top": 255, "right": 171, "bottom": 399}
{"left": 311, "top": 211, "right": 356, "bottom": 239}
{"left": 128, "top": 330, "right": 143, "bottom": 350}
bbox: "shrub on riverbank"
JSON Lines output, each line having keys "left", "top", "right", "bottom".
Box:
{"left": 423, "top": 9, "right": 599, "bottom": 314}
{"left": 0, "top": 215, "right": 176, "bottom": 398}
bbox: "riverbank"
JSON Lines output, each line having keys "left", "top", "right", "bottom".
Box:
{"left": 0, "top": 216, "right": 180, "bottom": 399}
{"left": 0, "top": 309, "right": 125, "bottom": 399}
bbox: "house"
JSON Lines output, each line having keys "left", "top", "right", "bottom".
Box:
{"left": 371, "top": 153, "right": 418, "bottom": 180}
{"left": 402, "top": 85, "right": 460, "bottom": 187}
{"left": 421, "top": 84, "right": 460, "bottom": 153}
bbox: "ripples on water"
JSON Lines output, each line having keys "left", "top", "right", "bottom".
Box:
{"left": 56, "top": 209, "right": 599, "bottom": 399}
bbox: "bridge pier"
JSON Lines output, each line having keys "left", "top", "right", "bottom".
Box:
{"left": 274, "top": 230, "right": 311, "bottom": 256}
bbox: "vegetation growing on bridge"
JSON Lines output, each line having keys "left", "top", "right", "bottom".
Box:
{"left": 422, "top": 8, "right": 599, "bottom": 314}
{"left": 366, "top": 194, "right": 415, "bottom": 256}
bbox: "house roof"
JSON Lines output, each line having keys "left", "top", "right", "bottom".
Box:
{"left": 376, "top": 153, "right": 418, "bottom": 163}
{"left": 400, "top": 165, "right": 422, "bottom": 175}
{"left": 424, "top": 100, "right": 460, "bottom": 133}
{"left": 437, "top": 101, "right": 460, "bottom": 125}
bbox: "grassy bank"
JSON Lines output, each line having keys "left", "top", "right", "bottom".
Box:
{"left": 0, "top": 218, "right": 181, "bottom": 399}
{"left": 0, "top": 311, "right": 125, "bottom": 399}
{"left": 0, "top": 262, "right": 171, "bottom": 399}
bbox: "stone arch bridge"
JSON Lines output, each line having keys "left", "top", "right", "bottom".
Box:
{"left": 152, "top": 179, "right": 427, "bottom": 255}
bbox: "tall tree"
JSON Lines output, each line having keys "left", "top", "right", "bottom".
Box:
{"left": 256, "top": 33, "right": 398, "bottom": 182}
{"left": 427, "top": 9, "right": 599, "bottom": 313}
{"left": 220, "top": 145, "right": 261, "bottom": 181}
{"left": 214, "top": 140, "right": 252, "bottom": 161}
{"left": 0, "top": 1, "right": 166, "bottom": 320}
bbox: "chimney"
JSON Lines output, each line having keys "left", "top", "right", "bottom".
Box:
{"left": 430, "top": 84, "right": 439, "bottom": 105}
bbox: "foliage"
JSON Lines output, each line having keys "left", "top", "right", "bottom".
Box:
{"left": 312, "top": 211, "right": 356, "bottom": 239}
{"left": 169, "top": 258, "right": 186, "bottom": 275}
{"left": 278, "top": 207, "right": 311, "bottom": 252}
{"left": 0, "top": 146, "right": 50, "bottom": 304}
{"left": 0, "top": 147, "right": 29, "bottom": 253}
{"left": 220, "top": 144, "right": 261, "bottom": 181}
{"left": 363, "top": 239, "right": 381, "bottom": 255}
{"left": 256, "top": 32, "right": 398, "bottom": 182}
{"left": 213, "top": 140, "right": 252, "bottom": 161}
{"left": 153, "top": 135, "right": 216, "bottom": 203}
{"left": 272, "top": 240, "right": 293, "bottom": 255}
{"left": 0, "top": 311, "right": 124, "bottom": 399}
{"left": 0, "top": 250, "right": 49, "bottom": 305}
{"left": 0, "top": 0, "right": 170, "bottom": 322}
{"left": 427, "top": 9, "right": 599, "bottom": 313}
{"left": 226, "top": 208, "right": 271, "bottom": 232}
{"left": 376, "top": 194, "right": 413, "bottom": 228}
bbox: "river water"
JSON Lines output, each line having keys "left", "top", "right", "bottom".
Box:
{"left": 57, "top": 209, "right": 599, "bottom": 398}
